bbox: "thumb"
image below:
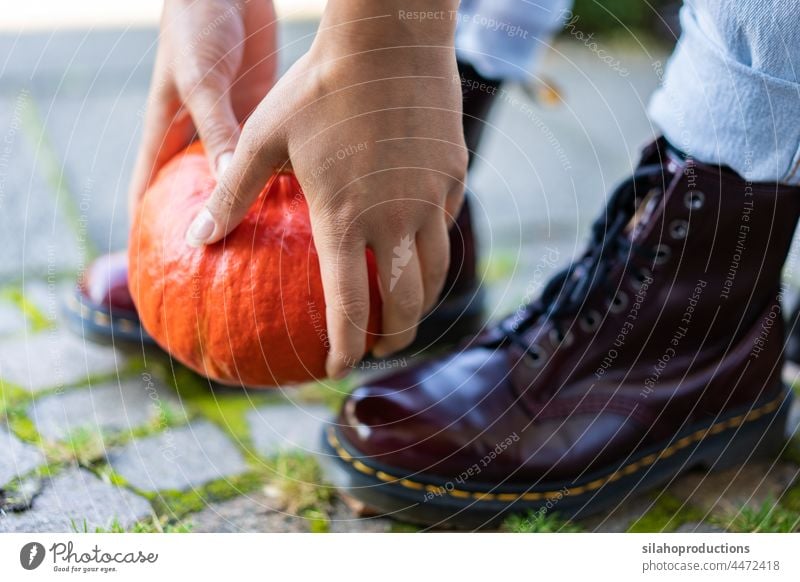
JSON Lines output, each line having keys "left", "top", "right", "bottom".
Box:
{"left": 185, "top": 111, "right": 287, "bottom": 247}
{"left": 185, "top": 84, "right": 241, "bottom": 178}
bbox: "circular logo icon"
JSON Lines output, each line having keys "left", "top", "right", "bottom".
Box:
{"left": 20, "top": 542, "right": 46, "bottom": 570}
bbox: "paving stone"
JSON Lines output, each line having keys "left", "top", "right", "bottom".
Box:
{"left": 668, "top": 463, "right": 800, "bottom": 515}
{"left": 0, "top": 301, "right": 27, "bottom": 335}
{"left": 0, "top": 467, "right": 152, "bottom": 532}
{"left": 41, "top": 90, "right": 147, "bottom": 253}
{"left": 0, "top": 93, "right": 82, "bottom": 282}
{"left": 0, "top": 329, "right": 123, "bottom": 392}
{"left": 189, "top": 494, "right": 392, "bottom": 533}
{"left": 247, "top": 403, "right": 331, "bottom": 457}
{"left": 0, "top": 429, "right": 45, "bottom": 486}
{"left": 29, "top": 375, "right": 185, "bottom": 441}
{"left": 108, "top": 421, "right": 248, "bottom": 492}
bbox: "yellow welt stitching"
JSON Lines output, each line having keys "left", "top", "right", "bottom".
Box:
{"left": 93, "top": 311, "right": 111, "bottom": 326}
{"left": 376, "top": 471, "right": 397, "bottom": 483}
{"left": 449, "top": 489, "right": 471, "bottom": 499}
{"left": 352, "top": 460, "right": 374, "bottom": 475}
{"left": 329, "top": 396, "right": 783, "bottom": 503}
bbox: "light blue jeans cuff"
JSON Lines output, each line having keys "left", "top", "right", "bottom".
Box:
{"left": 648, "top": 2, "right": 800, "bottom": 185}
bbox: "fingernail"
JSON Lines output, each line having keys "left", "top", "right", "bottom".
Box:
{"left": 186, "top": 208, "right": 216, "bottom": 247}
{"left": 215, "top": 151, "right": 234, "bottom": 178}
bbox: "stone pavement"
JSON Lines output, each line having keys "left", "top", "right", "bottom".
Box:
{"left": 1, "top": 24, "right": 800, "bottom": 533}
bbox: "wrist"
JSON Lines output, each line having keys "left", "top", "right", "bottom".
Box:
{"left": 314, "top": 0, "right": 459, "bottom": 54}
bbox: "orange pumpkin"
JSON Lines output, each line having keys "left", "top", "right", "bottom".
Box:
{"left": 128, "top": 142, "right": 382, "bottom": 387}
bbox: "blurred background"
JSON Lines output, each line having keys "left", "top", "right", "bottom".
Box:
{"left": 0, "top": 0, "right": 683, "bottom": 315}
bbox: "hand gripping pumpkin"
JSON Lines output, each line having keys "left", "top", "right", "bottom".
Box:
{"left": 128, "top": 142, "right": 382, "bottom": 387}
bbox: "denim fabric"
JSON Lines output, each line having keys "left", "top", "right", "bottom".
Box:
{"left": 648, "top": 1, "right": 800, "bottom": 184}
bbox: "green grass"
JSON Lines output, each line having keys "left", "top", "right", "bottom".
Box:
{"left": 566, "top": 0, "right": 673, "bottom": 39}
{"left": 49, "top": 427, "right": 108, "bottom": 466}
{"left": 713, "top": 499, "right": 800, "bottom": 533}
{"left": 503, "top": 511, "right": 582, "bottom": 533}
{"left": 627, "top": 493, "right": 706, "bottom": 533}
{"left": 76, "top": 516, "right": 193, "bottom": 533}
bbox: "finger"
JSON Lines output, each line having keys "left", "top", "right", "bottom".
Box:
{"left": 128, "top": 77, "right": 193, "bottom": 218}
{"left": 314, "top": 226, "right": 372, "bottom": 379}
{"left": 372, "top": 233, "right": 425, "bottom": 358}
{"left": 185, "top": 84, "right": 241, "bottom": 176}
{"left": 416, "top": 217, "right": 451, "bottom": 314}
{"left": 444, "top": 181, "right": 466, "bottom": 229}
{"left": 185, "top": 108, "right": 286, "bottom": 247}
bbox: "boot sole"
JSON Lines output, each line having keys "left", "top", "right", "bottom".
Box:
{"left": 319, "top": 388, "right": 793, "bottom": 530}
{"left": 62, "top": 289, "right": 155, "bottom": 346}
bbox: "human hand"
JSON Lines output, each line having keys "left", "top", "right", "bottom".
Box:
{"left": 186, "top": 0, "right": 467, "bottom": 378}
{"left": 128, "top": 0, "right": 278, "bottom": 216}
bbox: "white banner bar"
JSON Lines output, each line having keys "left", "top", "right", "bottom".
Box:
{"left": 1, "top": 533, "right": 799, "bottom": 580}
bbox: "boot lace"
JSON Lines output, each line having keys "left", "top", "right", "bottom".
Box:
{"left": 500, "top": 163, "right": 670, "bottom": 363}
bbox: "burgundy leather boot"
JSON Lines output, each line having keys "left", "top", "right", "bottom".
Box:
{"left": 64, "top": 251, "right": 153, "bottom": 344}
{"left": 65, "top": 61, "right": 497, "bottom": 352}
{"left": 322, "top": 138, "right": 800, "bottom": 528}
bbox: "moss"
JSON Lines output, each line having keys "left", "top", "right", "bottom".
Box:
{"left": 713, "top": 499, "right": 800, "bottom": 533}
{"left": 265, "top": 452, "right": 334, "bottom": 515}
{"left": 5, "top": 404, "right": 41, "bottom": 444}
{"left": 389, "top": 521, "right": 422, "bottom": 533}
{"left": 167, "top": 366, "right": 270, "bottom": 444}
{"left": 503, "top": 511, "right": 583, "bottom": 533}
{"left": 0, "top": 378, "right": 31, "bottom": 417}
{"left": 0, "top": 286, "right": 52, "bottom": 331}
{"left": 146, "top": 472, "right": 264, "bottom": 520}
{"left": 627, "top": 493, "right": 706, "bottom": 533}
{"left": 302, "top": 508, "right": 331, "bottom": 533}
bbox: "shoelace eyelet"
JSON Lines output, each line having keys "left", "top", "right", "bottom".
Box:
{"left": 684, "top": 190, "right": 705, "bottom": 210}
{"left": 631, "top": 267, "right": 653, "bottom": 289}
{"left": 579, "top": 309, "right": 602, "bottom": 333}
{"left": 669, "top": 219, "right": 689, "bottom": 240}
{"left": 653, "top": 244, "right": 672, "bottom": 265}
{"left": 549, "top": 327, "right": 574, "bottom": 347}
{"left": 523, "top": 345, "right": 547, "bottom": 368}
{"left": 608, "top": 291, "right": 629, "bottom": 314}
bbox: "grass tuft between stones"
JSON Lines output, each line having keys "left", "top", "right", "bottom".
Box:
{"left": 713, "top": 498, "right": 800, "bottom": 533}
{"left": 503, "top": 511, "right": 583, "bottom": 533}
{"left": 627, "top": 493, "right": 706, "bottom": 533}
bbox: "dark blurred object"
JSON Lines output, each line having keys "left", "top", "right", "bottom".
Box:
{"left": 566, "top": 0, "right": 680, "bottom": 43}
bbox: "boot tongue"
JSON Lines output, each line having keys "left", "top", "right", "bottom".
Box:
{"left": 625, "top": 183, "right": 663, "bottom": 241}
